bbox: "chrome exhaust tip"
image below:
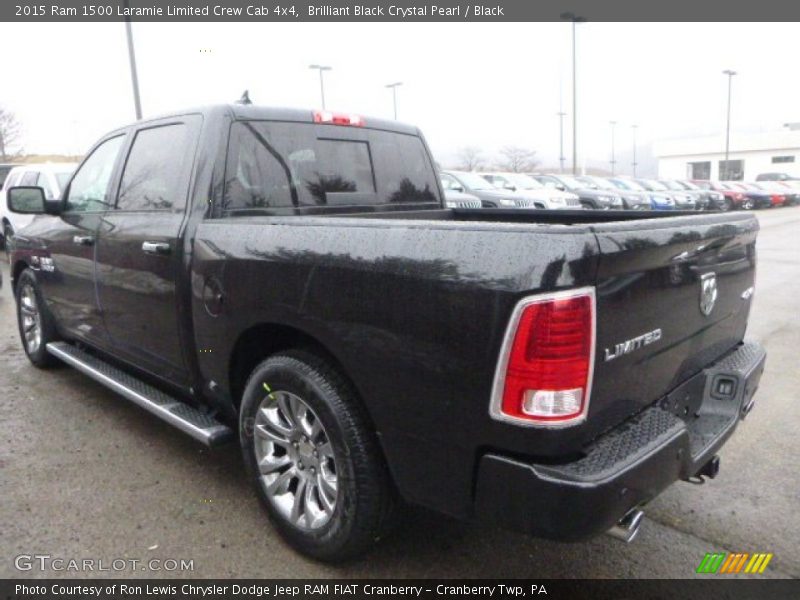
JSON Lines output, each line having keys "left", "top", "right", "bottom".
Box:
{"left": 606, "top": 509, "right": 644, "bottom": 543}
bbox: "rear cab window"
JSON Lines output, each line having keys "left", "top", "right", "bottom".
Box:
{"left": 220, "top": 121, "right": 440, "bottom": 216}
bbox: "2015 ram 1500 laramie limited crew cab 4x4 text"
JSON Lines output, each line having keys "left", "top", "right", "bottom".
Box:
{"left": 6, "top": 105, "right": 766, "bottom": 561}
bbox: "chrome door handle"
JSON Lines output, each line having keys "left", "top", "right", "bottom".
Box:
{"left": 142, "top": 241, "right": 171, "bottom": 255}
{"left": 72, "top": 235, "right": 94, "bottom": 246}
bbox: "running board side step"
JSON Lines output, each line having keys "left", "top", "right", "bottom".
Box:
{"left": 46, "top": 342, "right": 234, "bottom": 447}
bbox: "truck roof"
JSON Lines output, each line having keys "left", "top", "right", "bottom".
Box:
{"left": 119, "top": 104, "right": 420, "bottom": 137}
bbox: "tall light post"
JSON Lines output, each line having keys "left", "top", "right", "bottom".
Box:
{"left": 385, "top": 82, "right": 403, "bottom": 119}
{"left": 561, "top": 12, "right": 586, "bottom": 174}
{"left": 123, "top": 0, "right": 142, "bottom": 120}
{"left": 609, "top": 120, "right": 617, "bottom": 175}
{"left": 632, "top": 124, "right": 638, "bottom": 177}
{"left": 722, "top": 69, "right": 737, "bottom": 180}
{"left": 309, "top": 64, "right": 332, "bottom": 109}
{"left": 557, "top": 111, "right": 567, "bottom": 172}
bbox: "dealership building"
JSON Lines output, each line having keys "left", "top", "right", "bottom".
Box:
{"left": 653, "top": 126, "right": 800, "bottom": 181}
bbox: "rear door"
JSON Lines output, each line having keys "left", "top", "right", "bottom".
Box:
{"left": 95, "top": 115, "right": 201, "bottom": 384}
{"left": 586, "top": 213, "right": 758, "bottom": 436}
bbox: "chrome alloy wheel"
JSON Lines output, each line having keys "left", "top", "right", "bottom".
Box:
{"left": 254, "top": 390, "right": 338, "bottom": 530}
{"left": 19, "top": 283, "right": 42, "bottom": 354}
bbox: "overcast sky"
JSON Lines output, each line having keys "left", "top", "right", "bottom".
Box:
{"left": 1, "top": 21, "right": 797, "bottom": 172}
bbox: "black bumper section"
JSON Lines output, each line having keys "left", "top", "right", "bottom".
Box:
{"left": 474, "top": 341, "right": 766, "bottom": 541}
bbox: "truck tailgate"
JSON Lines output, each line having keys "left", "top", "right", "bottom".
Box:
{"left": 587, "top": 213, "right": 758, "bottom": 436}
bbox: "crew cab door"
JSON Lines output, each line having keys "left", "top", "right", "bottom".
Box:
{"left": 39, "top": 134, "right": 126, "bottom": 343}
{"left": 95, "top": 116, "right": 201, "bottom": 384}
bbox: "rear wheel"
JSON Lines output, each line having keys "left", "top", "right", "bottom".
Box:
{"left": 15, "top": 269, "right": 60, "bottom": 368}
{"left": 239, "top": 351, "right": 397, "bottom": 561}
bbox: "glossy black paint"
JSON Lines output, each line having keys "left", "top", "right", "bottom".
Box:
{"left": 9, "top": 104, "right": 762, "bottom": 527}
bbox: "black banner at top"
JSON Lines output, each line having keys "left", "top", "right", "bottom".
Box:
{"left": 4, "top": 0, "right": 800, "bottom": 22}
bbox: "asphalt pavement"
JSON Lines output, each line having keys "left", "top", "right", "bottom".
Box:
{"left": 1, "top": 207, "right": 798, "bottom": 579}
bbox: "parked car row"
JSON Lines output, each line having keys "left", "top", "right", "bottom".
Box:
{"left": 439, "top": 170, "right": 747, "bottom": 211}
{"left": 692, "top": 180, "right": 800, "bottom": 210}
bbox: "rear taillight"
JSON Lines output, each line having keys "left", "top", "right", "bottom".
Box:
{"left": 490, "top": 288, "right": 595, "bottom": 426}
{"left": 313, "top": 110, "right": 364, "bottom": 127}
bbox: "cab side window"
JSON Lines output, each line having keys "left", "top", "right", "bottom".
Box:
{"left": 117, "top": 123, "right": 191, "bottom": 212}
{"left": 65, "top": 135, "right": 125, "bottom": 213}
{"left": 20, "top": 171, "right": 38, "bottom": 186}
{"left": 35, "top": 172, "right": 54, "bottom": 199}
{"left": 441, "top": 174, "right": 461, "bottom": 191}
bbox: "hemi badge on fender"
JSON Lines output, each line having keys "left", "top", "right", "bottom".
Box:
{"left": 604, "top": 329, "right": 663, "bottom": 362}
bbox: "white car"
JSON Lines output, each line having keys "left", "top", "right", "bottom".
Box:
{"left": 479, "top": 172, "right": 581, "bottom": 209}
{"left": 1, "top": 162, "right": 77, "bottom": 250}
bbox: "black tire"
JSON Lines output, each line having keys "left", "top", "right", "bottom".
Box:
{"left": 15, "top": 268, "right": 60, "bottom": 368}
{"left": 239, "top": 350, "right": 397, "bottom": 561}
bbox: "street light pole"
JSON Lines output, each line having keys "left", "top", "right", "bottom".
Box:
{"left": 385, "top": 82, "right": 402, "bottom": 119}
{"left": 557, "top": 111, "right": 566, "bottom": 172}
{"left": 561, "top": 12, "right": 585, "bottom": 175}
{"left": 609, "top": 120, "right": 617, "bottom": 175}
{"left": 123, "top": 0, "right": 142, "bottom": 120}
{"left": 722, "top": 69, "right": 737, "bottom": 180}
{"left": 309, "top": 64, "right": 332, "bottom": 109}
{"left": 632, "top": 124, "right": 638, "bottom": 177}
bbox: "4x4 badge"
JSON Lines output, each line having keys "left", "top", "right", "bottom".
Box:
{"left": 700, "top": 272, "right": 718, "bottom": 316}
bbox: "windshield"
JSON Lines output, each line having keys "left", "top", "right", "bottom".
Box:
{"left": 694, "top": 180, "right": 711, "bottom": 190}
{"left": 589, "top": 176, "right": 617, "bottom": 190}
{"left": 55, "top": 172, "right": 72, "bottom": 192}
{"left": 678, "top": 180, "right": 700, "bottom": 190}
{"left": 505, "top": 173, "right": 543, "bottom": 189}
{"left": 576, "top": 176, "right": 599, "bottom": 189}
{"left": 555, "top": 175, "right": 586, "bottom": 190}
{"left": 454, "top": 172, "right": 495, "bottom": 191}
{"left": 610, "top": 178, "right": 646, "bottom": 192}
{"left": 661, "top": 180, "right": 683, "bottom": 191}
{"left": 640, "top": 179, "right": 667, "bottom": 191}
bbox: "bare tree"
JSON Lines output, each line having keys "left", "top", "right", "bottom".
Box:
{"left": 456, "top": 146, "right": 484, "bottom": 171}
{"left": 498, "top": 145, "right": 539, "bottom": 173}
{"left": 0, "top": 107, "right": 22, "bottom": 161}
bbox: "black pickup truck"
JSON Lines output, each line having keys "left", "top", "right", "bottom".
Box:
{"left": 6, "top": 105, "right": 766, "bottom": 561}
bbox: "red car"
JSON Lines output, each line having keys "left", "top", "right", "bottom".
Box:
{"left": 744, "top": 183, "right": 785, "bottom": 207}
{"left": 691, "top": 180, "right": 747, "bottom": 211}
{"left": 753, "top": 181, "right": 798, "bottom": 206}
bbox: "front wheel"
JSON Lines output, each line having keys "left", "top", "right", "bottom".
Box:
{"left": 239, "top": 351, "right": 397, "bottom": 561}
{"left": 15, "top": 269, "right": 60, "bottom": 368}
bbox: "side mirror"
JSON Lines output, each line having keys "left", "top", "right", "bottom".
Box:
{"left": 452, "top": 185, "right": 465, "bottom": 193}
{"left": 7, "top": 186, "right": 48, "bottom": 214}
{"left": 504, "top": 184, "right": 517, "bottom": 191}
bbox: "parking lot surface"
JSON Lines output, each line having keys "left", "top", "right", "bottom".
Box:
{"left": 2, "top": 207, "right": 799, "bottom": 579}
